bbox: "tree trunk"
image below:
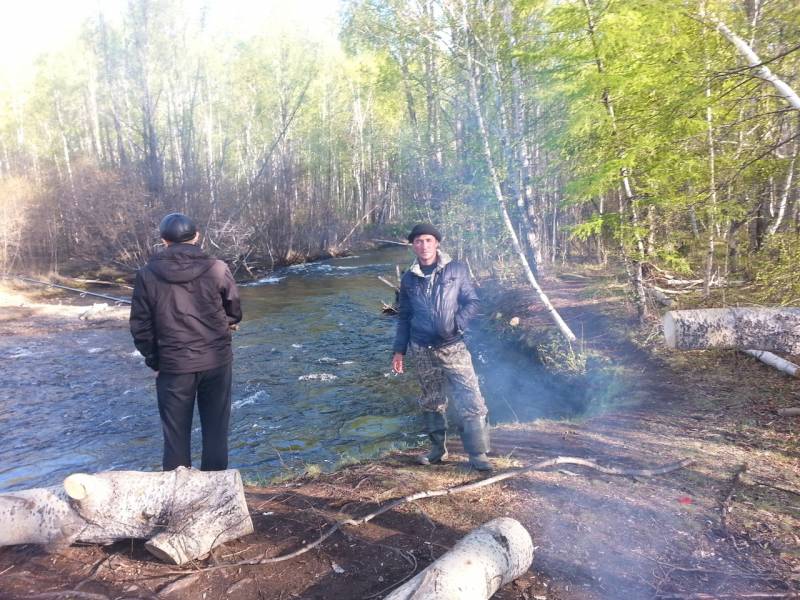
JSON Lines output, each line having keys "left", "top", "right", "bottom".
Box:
{"left": 582, "top": 0, "right": 648, "bottom": 321}
{"left": 461, "top": 3, "right": 576, "bottom": 343}
{"left": 707, "top": 15, "right": 800, "bottom": 111}
{"left": 702, "top": 0, "right": 718, "bottom": 298}
{"left": 663, "top": 308, "right": 800, "bottom": 353}
{"left": 384, "top": 518, "right": 533, "bottom": 600}
{"left": 767, "top": 150, "right": 797, "bottom": 236}
{"left": 0, "top": 467, "right": 254, "bottom": 565}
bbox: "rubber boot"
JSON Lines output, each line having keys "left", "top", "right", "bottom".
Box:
{"left": 460, "top": 416, "right": 492, "bottom": 472}
{"left": 417, "top": 411, "right": 448, "bottom": 465}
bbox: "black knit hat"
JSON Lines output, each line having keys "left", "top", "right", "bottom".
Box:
{"left": 159, "top": 213, "right": 198, "bottom": 243}
{"left": 407, "top": 223, "right": 442, "bottom": 243}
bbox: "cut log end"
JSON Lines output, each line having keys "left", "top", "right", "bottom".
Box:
{"left": 63, "top": 474, "right": 90, "bottom": 500}
{"left": 663, "top": 313, "right": 677, "bottom": 349}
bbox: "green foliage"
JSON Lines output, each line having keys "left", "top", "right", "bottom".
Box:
{"left": 568, "top": 212, "right": 619, "bottom": 242}
{"left": 752, "top": 233, "right": 800, "bottom": 305}
{"left": 0, "top": 0, "right": 797, "bottom": 288}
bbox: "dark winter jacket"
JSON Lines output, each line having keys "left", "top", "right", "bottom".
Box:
{"left": 393, "top": 252, "right": 479, "bottom": 354}
{"left": 130, "top": 243, "right": 242, "bottom": 374}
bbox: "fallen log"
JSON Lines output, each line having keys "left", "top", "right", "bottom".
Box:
{"left": 777, "top": 408, "right": 800, "bottom": 417}
{"left": 645, "top": 285, "right": 674, "bottom": 307}
{"left": 742, "top": 349, "right": 799, "bottom": 378}
{"left": 0, "top": 467, "right": 253, "bottom": 565}
{"left": 384, "top": 518, "right": 533, "bottom": 600}
{"left": 663, "top": 308, "right": 800, "bottom": 354}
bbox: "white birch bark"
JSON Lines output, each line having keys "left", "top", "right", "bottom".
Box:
{"left": 460, "top": 2, "right": 576, "bottom": 343}
{"left": 663, "top": 308, "right": 800, "bottom": 354}
{"left": 701, "top": 1, "right": 717, "bottom": 298}
{"left": 384, "top": 518, "right": 533, "bottom": 600}
{"left": 708, "top": 15, "right": 800, "bottom": 111}
{"left": 767, "top": 151, "right": 797, "bottom": 235}
{"left": 0, "top": 467, "right": 254, "bottom": 565}
{"left": 742, "top": 349, "right": 799, "bottom": 378}
{"left": 582, "top": 0, "right": 648, "bottom": 321}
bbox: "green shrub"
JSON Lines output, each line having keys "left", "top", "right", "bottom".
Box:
{"left": 752, "top": 233, "right": 800, "bottom": 305}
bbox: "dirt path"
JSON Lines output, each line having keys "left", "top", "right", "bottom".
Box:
{"left": 0, "top": 278, "right": 798, "bottom": 599}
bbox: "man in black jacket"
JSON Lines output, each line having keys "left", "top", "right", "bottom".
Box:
{"left": 392, "top": 224, "right": 492, "bottom": 471}
{"left": 130, "top": 213, "right": 242, "bottom": 471}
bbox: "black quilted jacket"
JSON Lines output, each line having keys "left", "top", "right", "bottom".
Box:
{"left": 392, "top": 252, "right": 479, "bottom": 354}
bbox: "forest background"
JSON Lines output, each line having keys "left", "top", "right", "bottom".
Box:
{"left": 0, "top": 0, "right": 797, "bottom": 318}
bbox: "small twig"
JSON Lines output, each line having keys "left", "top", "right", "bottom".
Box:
{"left": 0, "top": 565, "right": 14, "bottom": 576}
{"left": 75, "top": 554, "right": 115, "bottom": 590}
{"left": 254, "top": 494, "right": 284, "bottom": 512}
{"left": 26, "top": 592, "right": 110, "bottom": 600}
{"left": 377, "top": 276, "right": 400, "bottom": 292}
{"left": 221, "top": 544, "right": 256, "bottom": 560}
{"left": 372, "top": 239, "right": 410, "bottom": 246}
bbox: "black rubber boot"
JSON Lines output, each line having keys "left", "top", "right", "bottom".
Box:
{"left": 460, "top": 416, "right": 492, "bottom": 472}
{"left": 417, "top": 412, "right": 448, "bottom": 465}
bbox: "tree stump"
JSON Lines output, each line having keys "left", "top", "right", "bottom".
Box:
{"left": 0, "top": 467, "right": 254, "bottom": 565}
{"left": 663, "top": 308, "right": 800, "bottom": 354}
{"left": 384, "top": 517, "right": 533, "bottom": 600}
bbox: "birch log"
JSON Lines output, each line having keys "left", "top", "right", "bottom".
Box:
{"left": 0, "top": 467, "right": 254, "bottom": 565}
{"left": 384, "top": 517, "right": 533, "bottom": 600}
{"left": 742, "top": 349, "right": 799, "bottom": 378}
{"left": 663, "top": 308, "right": 800, "bottom": 354}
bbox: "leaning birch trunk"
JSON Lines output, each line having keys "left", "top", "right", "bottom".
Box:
{"left": 663, "top": 308, "right": 800, "bottom": 354}
{"left": 384, "top": 518, "right": 533, "bottom": 600}
{"left": 461, "top": 8, "right": 575, "bottom": 343}
{"left": 742, "top": 350, "right": 799, "bottom": 378}
{"left": 0, "top": 467, "right": 253, "bottom": 565}
{"left": 707, "top": 15, "right": 800, "bottom": 111}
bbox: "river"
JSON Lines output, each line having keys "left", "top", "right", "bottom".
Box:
{"left": 0, "top": 247, "right": 576, "bottom": 492}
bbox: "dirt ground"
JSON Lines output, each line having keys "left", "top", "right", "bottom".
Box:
{"left": 0, "top": 274, "right": 798, "bottom": 599}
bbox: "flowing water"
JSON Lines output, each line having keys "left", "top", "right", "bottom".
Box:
{"left": 0, "top": 247, "right": 579, "bottom": 492}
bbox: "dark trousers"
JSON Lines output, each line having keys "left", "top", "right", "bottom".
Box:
{"left": 156, "top": 362, "right": 232, "bottom": 471}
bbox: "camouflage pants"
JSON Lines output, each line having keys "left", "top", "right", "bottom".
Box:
{"left": 409, "top": 340, "right": 488, "bottom": 423}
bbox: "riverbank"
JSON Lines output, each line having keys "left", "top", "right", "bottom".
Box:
{"left": 0, "top": 273, "right": 798, "bottom": 599}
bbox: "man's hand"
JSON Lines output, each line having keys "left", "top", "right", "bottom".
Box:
{"left": 392, "top": 352, "right": 404, "bottom": 374}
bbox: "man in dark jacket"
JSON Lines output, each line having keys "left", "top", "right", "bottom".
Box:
{"left": 392, "top": 224, "right": 492, "bottom": 471}
{"left": 130, "top": 213, "right": 242, "bottom": 471}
